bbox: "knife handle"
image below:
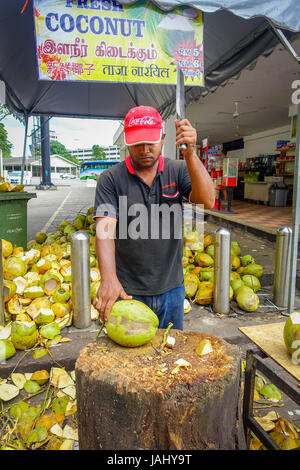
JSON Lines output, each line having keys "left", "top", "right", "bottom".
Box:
{"left": 180, "top": 144, "right": 187, "bottom": 151}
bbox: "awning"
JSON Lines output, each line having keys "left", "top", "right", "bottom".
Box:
{"left": 1, "top": 0, "right": 299, "bottom": 120}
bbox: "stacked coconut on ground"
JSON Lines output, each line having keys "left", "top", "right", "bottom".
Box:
{"left": 182, "top": 225, "right": 263, "bottom": 313}
{"left": 0, "top": 207, "right": 100, "bottom": 362}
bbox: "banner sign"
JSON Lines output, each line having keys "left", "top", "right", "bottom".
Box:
{"left": 33, "top": 0, "right": 204, "bottom": 85}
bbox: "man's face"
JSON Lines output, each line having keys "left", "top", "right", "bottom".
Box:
{"left": 128, "top": 134, "right": 165, "bottom": 170}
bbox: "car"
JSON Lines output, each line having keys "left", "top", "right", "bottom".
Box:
{"left": 7, "top": 171, "right": 31, "bottom": 185}
{"left": 59, "top": 173, "right": 77, "bottom": 179}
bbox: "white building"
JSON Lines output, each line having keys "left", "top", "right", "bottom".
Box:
{"left": 3, "top": 154, "right": 79, "bottom": 179}
{"left": 68, "top": 145, "right": 120, "bottom": 162}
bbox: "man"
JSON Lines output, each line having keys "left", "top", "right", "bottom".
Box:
{"left": 93, "top": 105, "right": 215, "bottom": 329}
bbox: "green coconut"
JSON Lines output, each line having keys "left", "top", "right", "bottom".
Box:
{"left": 184, "top": 273, "right": 200, "bottom": 298}
{"left": 205, "top": 244, "right": 215, "bottom": 259}
{"left": 236, "top": 288, "right": 259, "bottom": 312}
{"left": 199, "top": 270, "right": 214, "bottom": 282}
{"left": 90, "top": 281, "right": 100, "bottom": 302}
{"left": 86, "top": 207, "right": 94, "bottom": 216}
{"left": 11, "top": 321, "right": 39, "bottom": 350}
{"left": 183, "top": 247, "right": 193, "bottom": 259}
{"left": 86, "top": 214, "right": 94, "bottom": 225}
{"left": 2, "top": 239, "right": 13, "bottom": 258}
{"left": 90, "top": 255, "right": 96, "bottom": 268}
{"left": 0, "top": 339, "right": 16, "bottom": 361}
{"left": 27, "top": 297, "right": 51, "bottom": 319}
{"left": 241, "top": 254, "right": 255, "bottom": 267}
{"left": 23, "top": 286, "right": 45, "bottom": 300}
{"left": 73, "top": 214, "right": 86, "bottom": 230}
{"left": 242, "top": 263, "right": 263, "bottom": 278}
{"left": 39, "top": 272, "right": 61, "bottom": 295}
{"left": 194, "top": 253, "right": 214, "bottom": 268}
{"left": 35, "top": 232, "right": 47, "bottom": 244}
{"left": 235, "top": 285, "right": 255, "bottom": 297}
{"left": 231, "top": 241, "right": 241, "bottom": 256}
{"left": 241, "top": 275, "right": 261, "bottom": 293}
{"left": 184, "top": 264, "right": 196, "bottom": 273}
{"left": 106, "top": 300, "right": 159, "bottom": 347}
{"left": 3, "top": 256, "right": 27, "bottom": 281}
{"left": 59, "top": 220, "right": 71, "bottom": 232}
{"left": 283, "top": 312, "right": 300, "bottom": 356}
{"left": 39, "top": 322, "right": 61, "bottom": 340}
{"left": 27, "top": 240, "right": 42, "bottom": 251}
{"left": 184, "top": 230, "right": 199, "bottom": 245}
{"left": 231, "top": 278, "right": 244, "bottom": 294}
{"left": 3, "top": 280, "right": 17, "bottom": 302}
{"left": 63, "top": 224, "right": 76, "bottom": 236}
{"left": 52, "top": 287, "right": 70, "bottom": 304}
{"left": 89, "top": 223, "right": 96, "bottom": 235}
{"left": 231, "top": 255, "right": 241, "bottom": 271}
{"left": 33, "top": 308, "right": 55, "bottom": 325}
{"left": 9, "top": 401, "right": 29, "bottom": 420}
{"left": 24, "top": 380, "right": 41, "bottom": 394}
{"left": 189, "top": 241, "right": 204, "bottom": 253}
{"left": 60, "top": 265, "right": 72, "bottom": 282}
{"left": 230, "top": 272, "right": 240, "bottom": 283}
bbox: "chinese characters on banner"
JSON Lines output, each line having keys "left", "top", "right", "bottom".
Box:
{"left": 33, "top": 0, "right": 204, "bottom": 86}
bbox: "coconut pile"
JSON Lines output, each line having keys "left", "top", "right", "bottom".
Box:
{"left": 0, "top": 208, "right": 100, "bottom": 362}
{"left": 182, "top": 226, "right": 263, "bottom": 313}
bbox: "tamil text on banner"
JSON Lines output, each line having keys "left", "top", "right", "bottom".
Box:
{"left": 33, "top": 0, "right": 204, "bottom": 85}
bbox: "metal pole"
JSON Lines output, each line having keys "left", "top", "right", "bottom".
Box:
{"left": 273, "top": 226, "right": 292, "bottom": 308}
{"left": 21, "top": 114, "right": 28, "bottom": 185}
{"left": 288, "top": 102, "right": 300, "bottom": 314}
{"left": 71, "top": 231, "right": 91, "bottom": 329}
{"left": 40, "top": 116, "right": 52, "bottom": 186}
{"left": 213, "top": 228, "right": 231, "bottom": 314}
{"left": 0, "top": 240, "right": 4, "bottom": 325}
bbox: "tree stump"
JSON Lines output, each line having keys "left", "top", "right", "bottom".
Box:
{"left": 75, "top": 329, "right": 243, "bottom": 450}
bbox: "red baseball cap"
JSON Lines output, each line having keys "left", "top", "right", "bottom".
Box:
{"left": 124, "top": 106, "right": 163, "bottom": 146}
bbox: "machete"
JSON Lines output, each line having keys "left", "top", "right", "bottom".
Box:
{"left": 176, "top": 64, "right": 187, "bottom": 151}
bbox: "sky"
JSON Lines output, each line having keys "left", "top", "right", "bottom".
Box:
{"left": 3, "top": 114, "right": 122, "bottom": 157}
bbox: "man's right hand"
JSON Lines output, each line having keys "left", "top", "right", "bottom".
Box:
{"left": 93, "top": 276, "right": 132, "bottom": 323}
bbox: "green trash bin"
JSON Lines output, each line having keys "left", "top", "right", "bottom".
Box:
{"left": 0, "top": 192, "right": 37, "bottom": 250}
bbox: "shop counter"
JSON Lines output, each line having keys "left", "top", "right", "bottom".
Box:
{"left": 244, "top": 181, "right": 273, "bottom": 203}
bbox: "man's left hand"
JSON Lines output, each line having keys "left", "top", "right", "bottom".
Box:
{"left": 175, "top": 119, "right": 197, "bottom": 154}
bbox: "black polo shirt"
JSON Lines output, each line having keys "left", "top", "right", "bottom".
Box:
{"left": 94, "top": 155, "right": 192, "bottom": 296}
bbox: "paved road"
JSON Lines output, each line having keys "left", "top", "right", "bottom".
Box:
{"left": 27, "top": 180, "right": 96, "bottom": 241}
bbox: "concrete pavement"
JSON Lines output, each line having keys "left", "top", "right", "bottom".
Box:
{"left": 26, "top": 179, "right": 95, "bottom": 241}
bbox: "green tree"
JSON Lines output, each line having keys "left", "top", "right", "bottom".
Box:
{"left": 92, "top": 144, "right": 106, "bottom": 160}
{"left": 0, "top": 105, "right": 12, "bottom": 158}
{"left": 50, "top": 140, "right": 79, "bottom": 165}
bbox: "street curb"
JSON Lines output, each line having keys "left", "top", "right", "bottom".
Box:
{"left": 204, "top": 211, "right": 277, "bottom": 243}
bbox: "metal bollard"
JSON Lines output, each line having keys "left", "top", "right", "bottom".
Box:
{"left": 71, "top": 231, "right": 91, "bottom": 329}
{"left": 213, "top": 228, "right": 231, "bottom": 314}
{"left": 273, "top": 226, "right": 292, "bottom": 308}
{"left": 0, "top": 240, "right": 4, "bottom": 325}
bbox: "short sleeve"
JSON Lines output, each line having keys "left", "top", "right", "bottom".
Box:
{"left": 93, "top": 170, "right": 118, "bottom": 219}
{"left": 179, "top": 161, "right": 192, "bottom": 201}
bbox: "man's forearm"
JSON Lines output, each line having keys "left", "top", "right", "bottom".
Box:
{"left": 95, "top": 217, "right": 118, "bottom": 281}
{"left": 185, "top": 150, "right": 215, "bottom": 209}
{"left": 96, "top": 236, "right": 117, "bottom": 281}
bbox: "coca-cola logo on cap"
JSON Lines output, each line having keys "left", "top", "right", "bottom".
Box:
{"left": 128, "top": 116, "right": 157, "bottom": 127}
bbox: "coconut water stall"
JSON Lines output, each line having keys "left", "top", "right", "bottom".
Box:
{"left": 0, "top": 0, "right": 300, "bottom": 451}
